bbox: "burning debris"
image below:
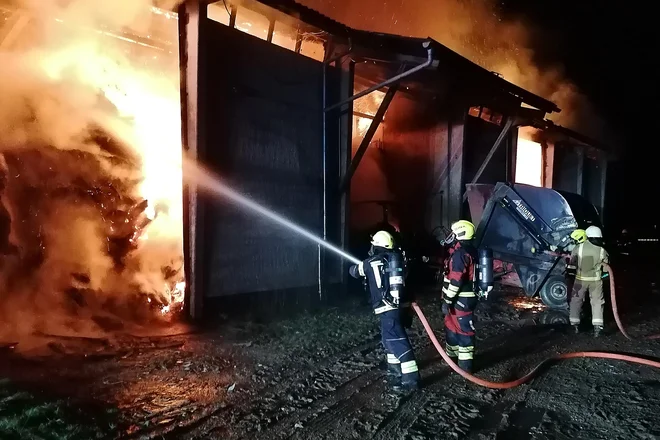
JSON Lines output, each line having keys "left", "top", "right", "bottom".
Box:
{"left": 0, "top": 0, "right": 185, "bottom": 341}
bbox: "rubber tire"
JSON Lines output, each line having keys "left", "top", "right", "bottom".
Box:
{"left": 539, "top": 275, "right": 569, "bottom": 309}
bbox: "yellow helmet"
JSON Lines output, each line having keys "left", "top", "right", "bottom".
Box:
{"left": 570, "top": 229, "right": 587, "bottom": 244}
{"left": 451, "top": 220, "right": 475, "bottom": 241}
{"left": 371, "top": 230, "right": 394, "bottom": 249}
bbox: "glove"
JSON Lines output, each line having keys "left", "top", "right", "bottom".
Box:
{"left": 441, "top": 302, "right": 450, "bottom": 316}
{"left": 602, "top": 272, "right": 609, "bottom": 279}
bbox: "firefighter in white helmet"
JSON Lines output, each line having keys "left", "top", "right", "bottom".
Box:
{"left": 567, "top": 225, "right": 610, "bottom": 337}
{"left": 348, "top": 230, "right": 420, "bottom": 391}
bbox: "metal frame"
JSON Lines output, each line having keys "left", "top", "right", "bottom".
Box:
{"left": 462, "top": 117, "right": 515, "bottom": 201}
{"left": 338, "top": 85, "right": 398, "bottom": 194}
{"left": 576, "top": 146, "right": 585, "bottom": 196}
{"left": 178, "top": 0, "right": 207, "bottom": 320}
{"left": 338, "top": 59, "right": 355, "bottom": 286}
{"left": 599, "top": 157, "right": 608, "bottom": 225}
{"left": 319, "top": 40, "right": 353, "bottom": 300}
{"left": 324, "top": 42, "right": 435, "bottom": 196}
{"left": 324, "top": 42, "right": 433, "bottom": 113}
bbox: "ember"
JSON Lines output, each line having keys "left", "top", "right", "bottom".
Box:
{"left": 0, "top": 0, "right": 185, "bottom": 339}
{"left": 508, "top": 296, "right": 546, "bottom": 313}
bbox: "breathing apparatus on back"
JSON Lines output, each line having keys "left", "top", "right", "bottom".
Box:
{"left": 441, "top": 220, "right": 494, "bottom": 299}
{"left": 370, "top": 230, "right": 406, "bottom": 309}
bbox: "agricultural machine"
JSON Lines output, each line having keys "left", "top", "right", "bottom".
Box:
{"left": 466, "top": 182, "right": 602, "bottom": 309}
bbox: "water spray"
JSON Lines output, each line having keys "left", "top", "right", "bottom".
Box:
{"left": 184, "top": 160, "right": 361, "bottom": 266}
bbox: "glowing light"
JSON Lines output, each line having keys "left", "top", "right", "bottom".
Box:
{"left": 515, "top": 136, "right": 543, "bottom": 187}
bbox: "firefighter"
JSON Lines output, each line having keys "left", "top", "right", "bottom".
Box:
{"left": 349, "top": 230, "right": 420, "bottom": 391}
{"left": 441, "top": 220, "right": 478, "bottom": 373}
{"left": 567, "top": 225, "right": 610, "bottom": 337}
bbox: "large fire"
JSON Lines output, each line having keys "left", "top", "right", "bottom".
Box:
{"left": 37, "top": 40, "right": 186, "bottom": 313}
{"left": 0, "top": 0, "right": 185, "bottom": 337}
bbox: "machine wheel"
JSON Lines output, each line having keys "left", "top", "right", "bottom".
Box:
{"left": 539, "top": 276, "right": 569, "bottom": 309}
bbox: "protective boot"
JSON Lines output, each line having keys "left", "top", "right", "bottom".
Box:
{"left": 393, "top": 360, "right": 421, "bottom": 392}
{"left": 393, "top": 371, "right": 421, "bottom": 392}
{"left": 593, "top": 326, "right": 603, "bottom": 338}
{"left": 458, "top": 359, "right": 473, "bottom": 374}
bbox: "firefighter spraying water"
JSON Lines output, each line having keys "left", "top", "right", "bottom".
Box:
{"left": 348, "top": 230, "right": 420, "bottom": 391}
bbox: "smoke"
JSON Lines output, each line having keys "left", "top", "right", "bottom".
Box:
{"left": 300, "top": 0, "right": 609, "bottom": 142}
{"left": 0, "top": 0, "right": 183, "bottom": 342}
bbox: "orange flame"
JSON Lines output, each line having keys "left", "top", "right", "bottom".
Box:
{"left": 32, "top": 13, "right": 185, "bottom": 314}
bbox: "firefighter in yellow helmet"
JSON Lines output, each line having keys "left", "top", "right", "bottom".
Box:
{"left": 567, "top": 225, "right": 610, "bottom": 337}
{"left": 348, "top": 230, "right": 420, "bottom": 391}
{"left": 441, "top": 220, "right": 478, "bottom": 372}
{"left": 570, "top": 229, "right": 587, "bottom": 245}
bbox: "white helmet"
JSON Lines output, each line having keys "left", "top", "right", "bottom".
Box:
{"left": 585, "top": 226, "right": 603, "bottom": 238}
{"left": 371, "top": 230, "right": 394, "bottom": 249}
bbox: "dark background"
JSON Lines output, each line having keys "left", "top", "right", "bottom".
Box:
{"left": 500, "top": 0, "right": 656, "bottom": 232}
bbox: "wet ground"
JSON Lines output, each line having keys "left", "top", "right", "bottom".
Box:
{"left": 1, "top": 277, "right": 660, "bottom": 440}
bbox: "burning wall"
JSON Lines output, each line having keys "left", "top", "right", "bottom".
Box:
{"left": 0, "top": 0, "right": 184, "bottom": 340}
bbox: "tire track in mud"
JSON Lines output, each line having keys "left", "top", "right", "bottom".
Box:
{"left": 273, "top": 339, "right": 439, "bottom": 440}
{"left": 279, "top": 369, "right": 384, "bottom": 440}
{"left": 234, "top": 333, "right": 436, "bottom": 440}
{"left": 140, "top": 336, "right": 384, "bottom": 439}
{"left": 131, "top": 307, "right": 441, "bottom": 439}
{"left": 370, "top": 390, "right": 430, "bottom": 440}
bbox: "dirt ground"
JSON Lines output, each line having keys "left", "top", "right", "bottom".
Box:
{"left": 1, "top": 271, "right": 660, "bottom": 440}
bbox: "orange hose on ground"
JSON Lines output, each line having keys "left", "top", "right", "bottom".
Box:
{"left": 604, "top": 262, "right": 660, "bottom": 340}
{"left": 411, "top": 302, "right": 660, "bottom": 390}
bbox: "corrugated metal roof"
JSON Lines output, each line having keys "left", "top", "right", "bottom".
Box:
{"left": 244, "top": 0, "right": 350, "bottom": 36}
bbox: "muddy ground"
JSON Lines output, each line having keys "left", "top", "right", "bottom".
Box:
{"left": 1, "top": 271, "right": 660, "bottom": 440}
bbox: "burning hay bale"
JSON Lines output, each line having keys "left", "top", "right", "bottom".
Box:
{"left": 0, "top": 0, "right": 185, "bottom": 342}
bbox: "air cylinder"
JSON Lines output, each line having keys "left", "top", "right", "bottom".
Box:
{"left": 478, "top": 247, "right": 494, "bottom": 294}
{"left": 387, "top": 253, "right": 405, "bottom": 306}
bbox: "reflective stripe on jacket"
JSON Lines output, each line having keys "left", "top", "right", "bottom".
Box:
{"left": 569, "top": 241, "right": 609, "bottom": 281}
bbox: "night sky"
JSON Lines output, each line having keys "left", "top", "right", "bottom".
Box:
{"left": 298, "top": 0, "right": 654, "bottom": 230}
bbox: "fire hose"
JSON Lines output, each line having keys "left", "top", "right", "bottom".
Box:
{"left": 411, "top": 263, "right": 660, "bottom": 390}
{"left": 604, "top": 263, "right": 660, "bottom": 340}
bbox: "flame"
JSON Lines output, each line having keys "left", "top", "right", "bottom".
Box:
{"left": 353, "top": 89, "right": 385, "bottom": 138}
{"left": 31, "top": 14, "right": 185, "bottom": 315}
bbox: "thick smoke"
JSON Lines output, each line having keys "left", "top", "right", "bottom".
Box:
{"left": 300, "top": 0, "right": 609, "bottom": 142}
{"left": 0, "top": 0, "right": 183, "bottom": 342}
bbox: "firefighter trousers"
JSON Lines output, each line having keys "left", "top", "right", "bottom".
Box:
{"left": 444, "top": 295, "right": 478, "bottom": 373}
{"left": 380, "top": 309, "right": 420, "bottom": 385}
{"left": 444, "top": 314, "right": 475, "bottom": 373}
{"left": 569, "top": 279, "right": 604, "bottom": 327}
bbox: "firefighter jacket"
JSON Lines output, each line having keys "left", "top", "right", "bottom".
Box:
{"left": 349, "top": 249, "right": 410, "bottom": 314}
{"left": 442, "top": 241, "right": 477, "bottom": 304}
{"left": 567, "top": 241, "right": 609, "bottom": 281}
{"left": 442, "top": 241, "right": 478, "bottom": 336}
